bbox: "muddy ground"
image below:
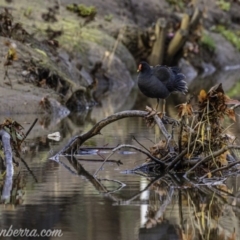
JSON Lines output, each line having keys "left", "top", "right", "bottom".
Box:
{"left": 0, "top": 0, "right": 240, "bottom": 115}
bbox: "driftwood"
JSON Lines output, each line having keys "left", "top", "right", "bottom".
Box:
{"left": 55, "top": 110, "right": 169, "bottom": 156}
{"left": 0, "top": 129, "right": 13, "bottom": 200}
{"left": 51, "top": 83, "right": 240, "bottom": 182}
{"left": 0, "top": 119, "right": 38, "bottom": 200}
{"left": 0, "top": 129, "right": 13, "bottom": 176}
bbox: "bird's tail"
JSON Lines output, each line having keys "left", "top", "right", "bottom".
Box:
{"left": 172, "top": 73, "right": 188, "bottom": 94}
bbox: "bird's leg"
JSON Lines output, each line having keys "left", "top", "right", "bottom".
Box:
{"left": 162, "top": 99, "right": 166, "bottom": 116}
{"left": 155, "top": 98, "right": 160, "bottom": 111}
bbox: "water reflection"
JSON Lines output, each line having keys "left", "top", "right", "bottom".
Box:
{"left": 1, "top": 70, "right": 240, "bottom": 240}
{"left": 137, "top": 176, "right": 238, "bottom": 240}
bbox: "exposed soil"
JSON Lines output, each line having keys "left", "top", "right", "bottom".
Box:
{"left": 0, "top": 0, "right": 240, "bottom": 114}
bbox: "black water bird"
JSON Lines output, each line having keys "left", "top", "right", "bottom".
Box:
{"left": 137, "top": 61, "right": 188, "bottom": 113}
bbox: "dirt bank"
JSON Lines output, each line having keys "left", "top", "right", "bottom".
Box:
{"left": 0, "top": 0, "right": 240, "bottom": 114}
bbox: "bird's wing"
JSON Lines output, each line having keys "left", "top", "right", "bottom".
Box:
{"left": 152, "top": 65, "right": 171, "bottom": 84}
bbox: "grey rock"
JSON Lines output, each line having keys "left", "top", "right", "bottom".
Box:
{"left": 179, "top": 58, "right": 198, "bottom": 83}
{"left": 208, "top": 32, "right": 240, "bottom": 69}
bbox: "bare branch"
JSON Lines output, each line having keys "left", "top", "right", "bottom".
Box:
{"left": 0, "top": 129, "right": 13, "bottom": 176}
{"left": 94, "top": 144, "right": 166, "bottom": 177}
{"left": 153, "top": 114, "right": 171, "bottom": 141}
{"left": 166, "top": 142, "right": 195, "bottom": 171}
{"left": 200, "top": 159, "right": 240, "bottom": 179}
{"left": 53, "top": 110, "right": 171, "bottom": 161}
{"left": 21, "top": 118, "right": 38, "bottom": 143}
{"left": 185, "top": 146, "right": 228, "bottom": 176}
{"left": 185, "top": 145, "right": 240, "bottom": 177}
{"left": 59, "top": 110, "right": 148, "bottom": 155}
{"left": 0, "top": 129, "right": 13, "bottom": 200}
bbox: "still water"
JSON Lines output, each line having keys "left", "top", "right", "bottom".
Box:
{"left": 1, "top": 81, "right": 240, "bottom": 240}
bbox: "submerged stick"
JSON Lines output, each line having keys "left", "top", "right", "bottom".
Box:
{"left": 94, "top": 144, "right": 166, "bottom": 177}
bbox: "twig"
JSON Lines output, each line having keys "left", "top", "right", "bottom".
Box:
{"left": 153, "top": 187, "right": 174, "bottom": 220}
{"left": 178, "top": 117, "right": 184, "bottom": 154}
{"left": 21, "top": 118, "right": 38, "bottom": 143}
{"left": 94, "top": 144, "right": 166, "bottom": 177}
{"left": 4, "top": 68, "right": 13, "bottom": 89}
{"left": 99, "top": 178, "right": 126, "bottom": 193}
{"left": 153, "top": 114, "right": 172, "bottom": 141}
{"left": 185, "top": 145, "right": 240, "bottom": 177}
{"left": 166, "top": 142, "right": 195, "bottom": 171}
{"left": 94, "top": 152, "right": 115, "bottom": 176}
{"left": 200, "top": 159, "right": 240, "bottom": 180}
{"left": 77, "top": 158, "right": 123, "bottom": 165}
{"left": 113, "top": 175, "right": 166, "bottom": 205}
{"left": 58, "top": 160, "right": 79, "bottom": 175}
{"left": 185, "top": 146, "right": 228, "bottom": 176}
{"left": 132, "top": 136, "right": 150, "bottom": 153}
{"left": 18, "top": 156, "right": 38, "bottom": 183}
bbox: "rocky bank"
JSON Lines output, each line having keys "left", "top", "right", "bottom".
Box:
{"left": 0, "top": 0, "right": 240, "bottom": 115}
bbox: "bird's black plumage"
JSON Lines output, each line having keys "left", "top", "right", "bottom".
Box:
{"left": 137, "top": 61, "right": 188, "bottom": 100}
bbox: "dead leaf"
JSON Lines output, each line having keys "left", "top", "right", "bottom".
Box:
{"left": 217, "top": 152, "right": 228, "bottom": 166}
{"left": 198, "top": 89, "right": 207, "bottom": 103}
{"left": 225, "top": 108, "right": 236, "bottom": 122}
{"left": 181, "top": 231, "right": 193, "bottom": 240}
{"left": 217, "top": 184, "right": 231, "bottom": 193}
{"left": 150, "top": 140, "right": 166, "bottom": 156}
{"left": 39, "top": 79, "right": 47, "bottom": 88}
{"left": 177, "top": 103, "right": 193, "bottom": 117}
{"left": 218, "top": 231, "right": 226, "bottom": 240}
{"left": 225, "top": 97, "right": 240, "bottom": 105}
{"left": 227, "top": 228, "right": 236, "bottom": 240}
{"left": 4, "top": 42, "right": 18, "bottom": 66}
{"left": 208, "top": 83, "right": 224, "bottom": 95}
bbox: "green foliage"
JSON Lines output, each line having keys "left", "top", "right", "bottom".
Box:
{"left": 216, "top": 0, "right": 231, "bottom": 11}
{"left": 216, "top": 25, "right": 240, "bottom": 51}
{"left": 104, "top": 14, "right": 113, "bottom": 22}
{"left": 200, "top": 33, "right": 216, "bottom": 52}
{"left": 66, "top": 4, "right": 97, "bottom": 18}
{"left": 166, "top": 0, "right": 184, "bottom": 10}
{"left": 227, "top": 81, "right": 240, "bottom": 98}
{"left": 23, "top": 7, "right": 32, "bottom": 18}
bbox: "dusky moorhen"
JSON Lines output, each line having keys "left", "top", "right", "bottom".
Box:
{"left": 137, "top": 61, "right": 187, "bottom": 113}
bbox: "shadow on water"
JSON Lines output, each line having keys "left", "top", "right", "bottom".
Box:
{"left": 1, "top": 70, "right": 240, "bottom": 240}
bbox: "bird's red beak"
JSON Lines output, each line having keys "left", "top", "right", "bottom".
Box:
{"left": 137, "top": 63, "right": 142, "bottom": 72}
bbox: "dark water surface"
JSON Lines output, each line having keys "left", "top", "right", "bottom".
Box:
{"left": 1, "top": 80, "right": 240, "bottom": 240}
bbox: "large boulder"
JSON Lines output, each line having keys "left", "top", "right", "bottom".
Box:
{"left": 209, "top": 32, "right": 240, "bottom": 69}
